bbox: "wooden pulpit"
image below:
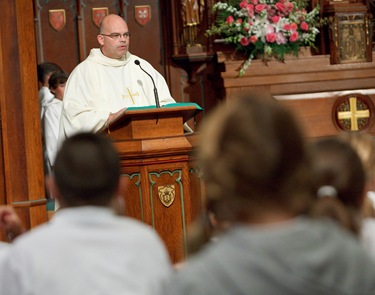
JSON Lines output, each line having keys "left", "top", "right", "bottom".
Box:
{"left": 102, "top": 103, "right": 204, "bottom": 263}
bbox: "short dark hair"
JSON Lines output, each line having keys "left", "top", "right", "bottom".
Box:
{"left": 54, "top": 132, "right": 120, "bottom": 207}
{"left": 37, "top": 62, "right": 63, "bottom": 84}
{"left": 49, "top": 71, "right": 68, "bottom": 89}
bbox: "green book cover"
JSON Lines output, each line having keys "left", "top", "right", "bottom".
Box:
{"left": 126, "top": 102, "right": 203, "bottom": 111}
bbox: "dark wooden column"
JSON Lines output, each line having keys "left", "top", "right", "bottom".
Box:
{"left": 0, "top": 0, "right": 48, "bottom": 241}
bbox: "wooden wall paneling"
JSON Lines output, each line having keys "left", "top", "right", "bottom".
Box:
{"left": 168, "top": 0, "right": 180, "bottom": 56}
{"left": 278, "top": 94, "right": 375, "bottom": 138}
{"left": 120, "top": 167, "right": 145, "bottom": 222}
{"left": 34, "top": 0, "right": 80, "bottom": 73}
{"left": 125, "top": 0, "right": 164, "bottom": 74}
{"left": 186, "top": 133, "right": 205, "bottom": 222}
{"left": 158, "top": 0, "right": 179, "bottom": 98}
{"left": 158, "top": 0, "right": 175, "bottom": 90}
{"left": 278, "top": 97, "right": 340, "bottom": 138}
{"left": 158, "top": 0, "right": 219, "bottom": 125}
{"left": 164, "top": 58, "right": 221, "bottom": 129}
{"left": 33, "top": 0, "right": 43, "bottom": 65}
{"left": 0, "top": 23, "right": 8, "bottom": 243}
{"left": 218, "top": 49, "right": 375, "bottom": 139}
{"left": 218, "top": 50, "right": 375, "bottom": 93}
{"left": 79, "top": 0, "right": 121, "bottom": 62}
{"left": 0, "top": 0, "right": 48, "bottom": 241}
{"left": 76, "top": 0, "right": 84, "bottom": 63}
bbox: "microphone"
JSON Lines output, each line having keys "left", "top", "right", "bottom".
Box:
{"left": 134, "top": 60, "right": 160, "bottom": 108}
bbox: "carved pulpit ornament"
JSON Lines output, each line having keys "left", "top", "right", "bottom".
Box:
{"left": 333, "top": 94, "right": 374, "bottom": 131}
{"left": 158, "top": 185, "right": 176, "bottom": 207}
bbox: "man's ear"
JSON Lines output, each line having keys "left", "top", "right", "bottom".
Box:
{"left": 45, "top": 175, "right": 64, "bottom": 208}
{"left": 97, "top": 34, "right": 105, "bottom": 46}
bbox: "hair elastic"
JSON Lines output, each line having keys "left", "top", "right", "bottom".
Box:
{"left": 317, "top": 185, "right": 337, "bottom": 198}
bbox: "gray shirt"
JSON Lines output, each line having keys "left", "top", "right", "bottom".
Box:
{"left": 167, "top": 217, "right": 375, "bottom": 295}
{"left": 0, "top": 206, "right": 172, "bottom": 295}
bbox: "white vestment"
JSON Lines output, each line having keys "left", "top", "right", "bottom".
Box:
{"left": 44, "top": 98, "right": 62, "bottom": 168}
{"left": 0, "top": 241, "right": 9, "bottom": 267}
{"left": 0, "top": 242, "right": 10, "bottom": 280}
{"left": 40, "top": 87, "right": 55, "bottom": 179}
{"left": 39, "top": 86, "right": 54, "bottom": 119}
{"left": 0, "top": 206, "right": 173, "bottom": 295}
{"left": 58, "top": 49, "right": 176, "bottom": 144}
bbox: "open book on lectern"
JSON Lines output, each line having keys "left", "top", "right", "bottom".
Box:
{"left": 101, "top": 102, "right": 203, "bottom": 132}
{"left": 126, "top": 102, "right": 202, "bottom": 113}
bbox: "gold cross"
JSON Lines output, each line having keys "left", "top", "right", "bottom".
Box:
{"left": 122, "top": 88, "right": 139, "bottom": 104}
{"left": 337, "top": 96, "right": 370, "bottom": 131}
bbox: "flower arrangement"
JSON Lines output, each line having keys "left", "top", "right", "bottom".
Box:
{"left": 207, "top": 0, "right": 323, "bottom": 76}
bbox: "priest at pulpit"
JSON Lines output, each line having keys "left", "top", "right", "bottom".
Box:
{"left": 58, "top": 14, "right": 177, "bottom": 145}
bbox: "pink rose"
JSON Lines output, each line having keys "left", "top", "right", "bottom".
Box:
{"left": 239, "top": 0, "right": 249, "bottom": 8}
{"left": 236, "top": 19, "right": 243, "bottom": 25}
{"left": 226, "top": 16, "right": 234, "bottom": 25}
{"left": 246, "top": 4, "right": 254, "bottom": 10}
{"left": 283, "top": 24, "right": 291, "bottom": 30}
{"left": 266, "top": 33, "right": 276, "bottom": 43}
{"left": 255, "top": 4, "right": 267, "bottom": 12}
{"left": 290, "top": 23, "right": 298, "bottom": 30}
{"left": 271, "top": 15, "right": 280, "bottom": 23}
{"left": 275, "top": 2, "right": 285, "bottom": 12}
{"left": 289, "top": 31, "right": 299, "bottom": 42}
{"left": 240, "top": 37, "right": 251, "bottom": 46}
{"left": 300, "top": 21, "right": 309, "bottom": 31}
{"left": 285, "top": 2, "right": 294, "bottom": 13}
{"left": 251, "top": 0, "right": 258, "bottom": 5}
{"left": 250, "top": 35, "right": 258, "bottom": 43}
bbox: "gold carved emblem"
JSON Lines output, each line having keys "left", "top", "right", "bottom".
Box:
{"left": 49, "top": 9, "right": 66, "bottom": 32}
{"left": 158, "top": 185, "right": 175, "bottom": 207}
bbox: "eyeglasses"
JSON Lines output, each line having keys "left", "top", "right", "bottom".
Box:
{"left": 100, "top": 32, "right": 131, "bottom": 40}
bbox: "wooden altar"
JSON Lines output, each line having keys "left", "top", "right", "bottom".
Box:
{"left": 217, "top": 48, "right": 375, "bottom": 138}
{"left": 104, "top": 104, "right": 204, "bottom": 263}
